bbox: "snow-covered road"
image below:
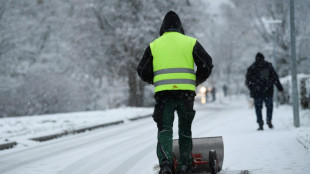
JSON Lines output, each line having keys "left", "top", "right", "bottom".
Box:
{"left": 0, "top": 96, "right": 309, "bottom": 174}
{"left": 0, "top": 117, "right": 157, "bottom": 174}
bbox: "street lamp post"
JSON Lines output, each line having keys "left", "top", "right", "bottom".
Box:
{"left": 289, "top": 0, "right": 300, "bottom": 127}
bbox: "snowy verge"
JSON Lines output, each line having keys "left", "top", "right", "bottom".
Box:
{"left": 29, "top": 120, "right": 124, "bottom": 142}
{"left": 276, "top": 105, "right": 310, "bottom": 151}
{"left": 0, "top": 107, "right": 153, "bottom": 147}
{"left": 297, "top": 109, "right": 310, "bottom": 150}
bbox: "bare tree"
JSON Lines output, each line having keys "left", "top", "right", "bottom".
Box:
{"left": 228, "top": 0, "right": 310, "bottom": 76}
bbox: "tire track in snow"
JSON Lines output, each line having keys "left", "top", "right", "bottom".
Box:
{"left": 107, "top": 142, "right": 155, "bottom": 174}
{"left": 60, "top": 131, "right": 154, "bottom": 174}
{"left": 58, "top": 120, "right": 156, "bottom": 174}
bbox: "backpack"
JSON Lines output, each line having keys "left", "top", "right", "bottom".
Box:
{"left": 259, "top": 68, "right": 270, "bottom": 79}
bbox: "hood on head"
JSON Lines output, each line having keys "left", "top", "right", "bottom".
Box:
{"left": 159, "top": 11, "right": 185, "bottom": 36}
{"left": 255, "top": 52, "right": 265, "bottom": 62}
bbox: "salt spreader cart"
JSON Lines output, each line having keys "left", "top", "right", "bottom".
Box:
{"left": 172, "top": 136, "right": 224, "bottom": 174}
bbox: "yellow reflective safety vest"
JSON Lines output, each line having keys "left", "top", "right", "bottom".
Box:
{"left": 150, "top": 32, "right": 197, "bottom": 93}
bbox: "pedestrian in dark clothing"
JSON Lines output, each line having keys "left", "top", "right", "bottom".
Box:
{"left": 137, "top": 11, "right": 213, "bottom": 174}
{"left": 205, "top": 89, "right": 209, "bottom": 102}
{"left": 246, "top": 52, "right": 283, "bottom": 130}
{"left": 222, "top": 84, "right": 228, "bottom": 97}
{"left": 211, "top": 87, "right": 216, "bottom": 101}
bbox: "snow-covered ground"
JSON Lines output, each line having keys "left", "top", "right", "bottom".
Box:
{"left": 0, "top": 95, "right": 309, "bottom": 174}
{"left": 0, "top": 107, "right": 153, "bottom": 145}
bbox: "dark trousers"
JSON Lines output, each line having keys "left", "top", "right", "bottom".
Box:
{"left": 254, "top": 97, "right": 273, "bottom": 125}
{"left": 153, "top": 100, "right": 195, "bottom": 167}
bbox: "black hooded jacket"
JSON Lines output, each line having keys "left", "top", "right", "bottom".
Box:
{"left": 246, "top": 52, "right": 283, "bottom": 98}
{"left": 137, "top": 11, "right": 213, "bottom": 101}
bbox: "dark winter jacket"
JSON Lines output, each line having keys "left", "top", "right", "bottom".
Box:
{"left": 246, "top": 52, "right": 283, "bottom": 98}
{"left": 137, "top": 11, "right": 213, "bottom": 101}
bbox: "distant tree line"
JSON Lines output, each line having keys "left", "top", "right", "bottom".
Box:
{"left": 1, "top": 0, "right": 309, "bottom": 117}
{"left": 0, "top": 0, "right": 210, "bottom": 117}
{"left": 210, "top": 0, "right": 310, "bottom": 94}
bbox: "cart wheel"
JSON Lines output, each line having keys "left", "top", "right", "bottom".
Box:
{"left": 209, "top": 150, "right": 218, "bottom": 174}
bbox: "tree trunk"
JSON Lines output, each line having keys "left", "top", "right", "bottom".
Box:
{"left": 127, "top": 66, "right": 145, "bottom": 107}
{"left": 137, "top": 80, "right": 145, "bottom": 106}
{"left": 127, "top": 67, "right": 138, "bottom": 106}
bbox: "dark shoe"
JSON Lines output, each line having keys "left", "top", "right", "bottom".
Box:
{"left": 160, "top": 160, "right": 172, "bottom": 174}
{"left": 180, "top": 165, "right": 191, "bottom": 174}
{"left": 257, "top": 124, "right": 264, "bottom": 131}
{"left": 267, "top": 121, "right": 274, "bottom": 129}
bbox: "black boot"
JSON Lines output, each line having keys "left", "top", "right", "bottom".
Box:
{"left": 257, "top": 124, "right": 263, "bottom": 131}
{"left": 180, "top": 165, "right": 191, "bottom": 174}
{"left": 267, "top": 121, "right": 274, "bottom": 129}
{"left": 160, "top": 160, "right": 172, "bottom": 174}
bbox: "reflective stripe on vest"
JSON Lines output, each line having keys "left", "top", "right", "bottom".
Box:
{"left": 154, "top": 68, "right": 195, "bottom": 76}
{"left": 154, "top": 79, "right": 196, "bottom": 87}
{"left": 154, "top": 68, "right": 195, "bottom": 87}
{"left": 150, "top": 32, "right": 197, "bottom": 93}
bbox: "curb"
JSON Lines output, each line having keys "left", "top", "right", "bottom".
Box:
{"left": 0, "top": 114, "right": 152, "bottom": 150}
{"left": 128, "top": 114, "right": 152, "bottom": 121}
{"left": 297, "top": 137, "right": 309, "bottom": 151}
{"left": 30, "top": 120, "right": 124, "bottom": 142}
{"left": 0, "top": 142, "right": 17, "bottom": 150}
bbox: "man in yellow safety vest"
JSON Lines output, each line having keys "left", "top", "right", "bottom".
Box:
{"left": 137, "top": 11, "right": 213, "bottom": 174}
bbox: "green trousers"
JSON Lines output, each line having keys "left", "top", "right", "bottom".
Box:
{"left": 153, "top": 100, "right": 195, "bottom": 167}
